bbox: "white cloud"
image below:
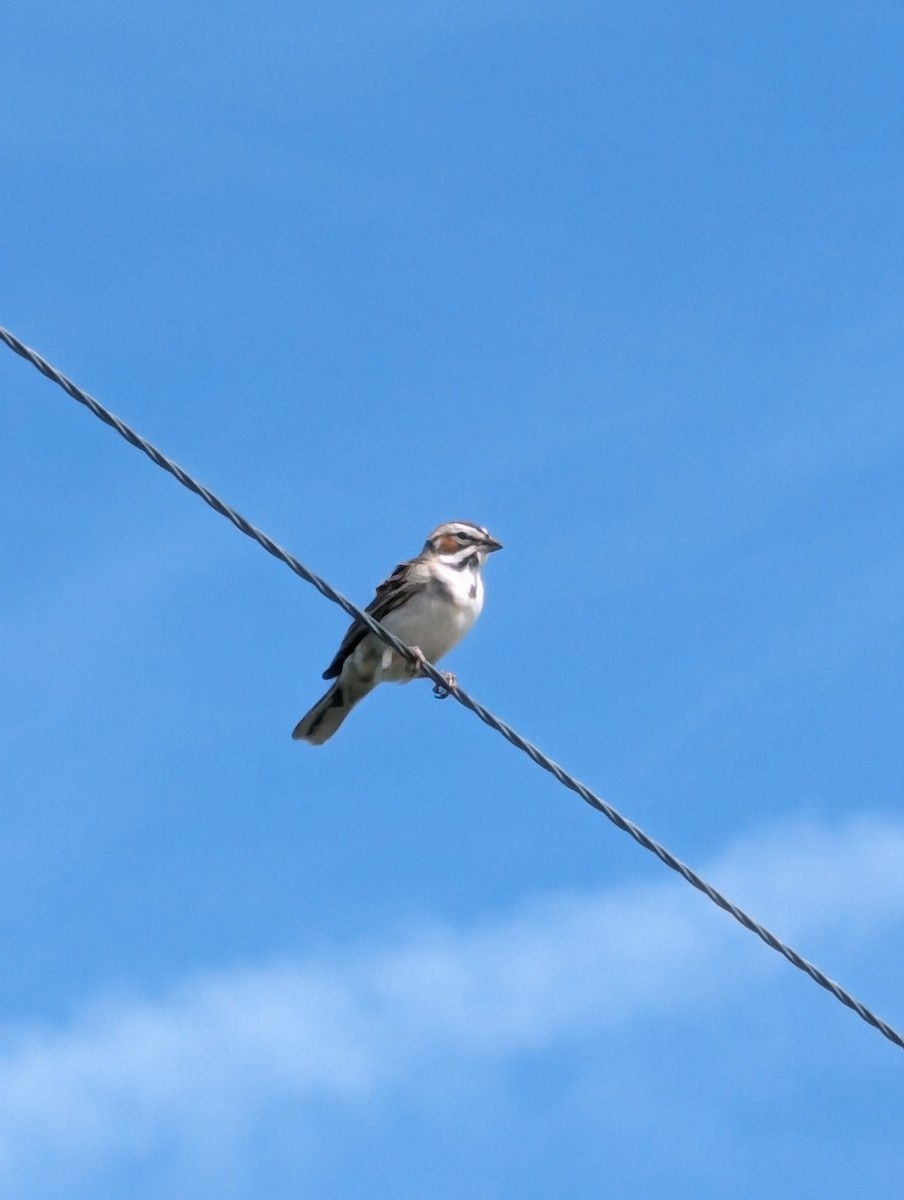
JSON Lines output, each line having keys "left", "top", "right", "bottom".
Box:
{"left": 2, "top": 815, "right": 903, "bottom": 1192}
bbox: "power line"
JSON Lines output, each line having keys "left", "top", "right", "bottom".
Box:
{"left": 3, "top": 323, "right": 902, "bottom": 1053}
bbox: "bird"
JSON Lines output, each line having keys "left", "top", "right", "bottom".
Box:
{"left": 292, "top": 521, "right": 502, "bottom": 744}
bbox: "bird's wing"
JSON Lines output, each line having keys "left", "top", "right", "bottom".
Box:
{"left": 321, "top": 559, "right": 422, "bottom": 680}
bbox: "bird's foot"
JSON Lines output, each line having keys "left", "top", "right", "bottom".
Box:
{"left": 404, "top": 648, "right": 455, "bottom": 698}
{"left": 404, "top": 646, "right": 429, "bottom": 679}
{"left": 432, "top": 671, "right": 457, "bottom": 700}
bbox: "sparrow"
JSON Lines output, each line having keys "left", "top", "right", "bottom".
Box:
{"left": 292, "top": 521, "right": 502, "bottom": 744}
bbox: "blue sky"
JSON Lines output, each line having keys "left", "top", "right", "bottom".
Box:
{"left": 2, "top": 1, "right": 903, "bottom": 1195}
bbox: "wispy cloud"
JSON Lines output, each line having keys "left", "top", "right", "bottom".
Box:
{"left": 2, "top": 816, "right": 902, "bottom": 1193}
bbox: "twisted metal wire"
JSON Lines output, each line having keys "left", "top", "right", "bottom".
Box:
{"left": 3, "top": 323, "right": 902, "bottom": 1053}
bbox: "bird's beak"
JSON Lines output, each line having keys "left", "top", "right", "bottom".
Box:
{"left": 484, "top": 535, "right": 503, "bottom": 553}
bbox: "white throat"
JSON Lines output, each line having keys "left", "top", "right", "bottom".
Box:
{"left": 431, "top": 551, "right": 486, "bottom": 611}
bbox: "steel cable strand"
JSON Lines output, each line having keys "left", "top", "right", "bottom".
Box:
{"left": 2, "top": 325, "right": 901, "bottom": 1052}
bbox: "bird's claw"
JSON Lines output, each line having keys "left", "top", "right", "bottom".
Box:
{"left": 432, "top": 671, "right": 457, "bottom": 700}
{"left": 405, "top": 648, "right": 455, "bottom": 698}
{"left": 404, "top": 646, "right": 430, "bottom": 679}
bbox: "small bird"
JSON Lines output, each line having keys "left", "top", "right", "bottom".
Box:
{"left": 292, "top": 521, "right": 502, "bottom": 744}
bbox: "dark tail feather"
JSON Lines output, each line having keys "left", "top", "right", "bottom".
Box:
{"left": 291, "top": 682, "right": 357, "bottom": 745}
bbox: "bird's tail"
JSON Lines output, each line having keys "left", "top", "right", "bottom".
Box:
{"left": 291, "top": 680, "right": 364, "bottom": 745}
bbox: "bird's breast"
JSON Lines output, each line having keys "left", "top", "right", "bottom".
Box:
{"left": 382, "top": 570, "right": 483, "bottom": 664}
